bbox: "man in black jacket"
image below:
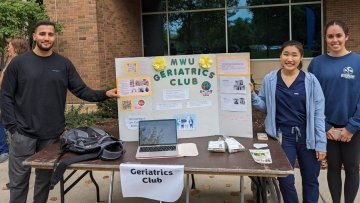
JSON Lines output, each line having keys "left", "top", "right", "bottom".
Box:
{"left": 1, "top": 19, "right": 119, "bottom": 203}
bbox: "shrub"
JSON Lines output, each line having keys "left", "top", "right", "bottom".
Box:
{"left": 96, "top": 86, "right": 118, "bottom": 118}
{"left": 65, "top": 104, "right": 105, "bottom": 130}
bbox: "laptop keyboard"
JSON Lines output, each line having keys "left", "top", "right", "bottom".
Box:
{"left": 139, "top": 145, "right": 176, "bottom": 152}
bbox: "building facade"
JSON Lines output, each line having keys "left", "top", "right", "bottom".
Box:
{"left": 43, "top": 0, "right": 360, "bottom": 103}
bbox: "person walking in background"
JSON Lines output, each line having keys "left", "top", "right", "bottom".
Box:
{"left": 0, "top": 38, "right": 30, "bottom": 164}
{"left": 0, "top": 38, "right": 30, "bottom": 86}
{"left": 0, "top": 38, "right": 30, "bottom": 192}
{"left": 251, "top": 40, "right": 327, "bottom": 203}
{"left": 308, "top": 20, "right": 360, "bottom": 203}
{"left": 0, "top": 19, "right": 119, "bottom": 203}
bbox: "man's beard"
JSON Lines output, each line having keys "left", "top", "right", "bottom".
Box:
{"left": 36, "top": 41, "right": 54, "bottom": 51}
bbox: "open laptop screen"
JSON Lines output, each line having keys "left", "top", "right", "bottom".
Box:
{"left": 138, "top": 119, "right": 178, "bottom": 146}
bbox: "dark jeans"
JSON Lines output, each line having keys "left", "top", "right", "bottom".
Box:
{"left": 327, "top": 131, "right": 360, "bottom": 203}
{"left": 8, "top": 131, "right": 58, "bottom": 203}
{"left": 0, "top": 122, "right": 9, "bottom": 154}
{"left": 277, "top": 126, "right": 320, "bottom": 203}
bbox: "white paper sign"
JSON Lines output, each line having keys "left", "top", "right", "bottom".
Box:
{"left": 125, "top": 115, "right": 148, "bottom": 130}
{"left": 120, "top": 164, "right": 184, "bottom": 202}
{"left": 186, "top": 100, "right": 212, "bottom": 108}
{"left": 219, "top": 76, "right": 247, "bottom": 94}
{"left": 220, "top": 94, "right": 247, "bottom": 112}
{"left": 163, "top": 88, "right": 189, "bottom": 100}
{"left": 155, "top": 102, "right": 183, "bottom": 110}
{"left": 217, "top": 57, "right": 249, "bottom": 75}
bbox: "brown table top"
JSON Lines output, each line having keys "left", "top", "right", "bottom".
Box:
{"left": 24, "top": 136, "right": 293, "bottom": 177}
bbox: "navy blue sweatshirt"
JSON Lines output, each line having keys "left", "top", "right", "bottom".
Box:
{"left": 1, "top": 51, "right": 108, "bottom": 139}
{"left": 308, "top": 52, "right": 360, "bottom": 133}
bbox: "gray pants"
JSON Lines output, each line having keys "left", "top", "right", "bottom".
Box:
{"left": 8, "top": 131, "right": 58, "bottom": 203}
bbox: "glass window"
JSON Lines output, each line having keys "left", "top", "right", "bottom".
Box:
{"left": 142, "top": 14, "right": 168, "bottom": 56}
{"left": 141, "top": 0, "right": 322, "bottom": 59}
{"left": 169, "top": 11, "right": 226, "bottom": 55}
{"left": 228, "top": 6, "right": 289, "bottom": 58}
{"left": 292, "top": 0, "right": 320, "bottom": 3}
{"left": 228, "top": 0, "right": 288, "bottom": 7}
{"left": 142, "top": 0, "right": 166, "bottom": 13}
{"left": 292, "top": 4, "right": 322, "bottom": 57}
{"left": 168, "top": 0, "right": 225, "bottom": 11}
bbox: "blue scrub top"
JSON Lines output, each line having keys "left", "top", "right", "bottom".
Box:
{"left": 276, "top": 70, "right": 306, "bottom": 128}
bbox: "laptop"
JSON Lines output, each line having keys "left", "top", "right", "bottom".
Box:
{"left": 135, "top": 119, "right": 180, "bottom": 158}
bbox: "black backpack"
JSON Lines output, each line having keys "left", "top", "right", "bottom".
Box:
{"left": 50, "top": 126, "right": 125, "bottom": 189}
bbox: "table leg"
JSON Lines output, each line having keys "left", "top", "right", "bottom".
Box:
{"left": 89, "top": 171, "right": 100, "bottom": 202}
{"left": 60, "top": 177, "right": 65, "bottom": 203}
{"left": 240, "top": 176, "right": 244, "bottom": 203}
{"left": 186, "top": 174, "right": 190, "bottom": 203}
{"left": 108, "top": 171, "right": 115, "bottom": 203}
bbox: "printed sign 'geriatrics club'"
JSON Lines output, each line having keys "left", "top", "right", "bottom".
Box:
{"left": 120, "top": 164, "right": 184, "bottom": 202}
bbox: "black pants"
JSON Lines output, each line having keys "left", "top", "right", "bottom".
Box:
{"left": 327, "top": 131, "right": 360, "bottom": 203}
{"left": 8, "top": 131, "right": 58, "bottom": 203}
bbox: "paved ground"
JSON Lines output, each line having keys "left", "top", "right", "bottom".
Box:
{"left": 0, "top": 159, "right": 358, "bottom": 203}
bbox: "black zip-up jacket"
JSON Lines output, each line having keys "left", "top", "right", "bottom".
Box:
{"left": 1, "top": 51, "right": 108, "bottom": 139}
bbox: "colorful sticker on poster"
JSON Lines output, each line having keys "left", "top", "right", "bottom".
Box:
{"left": 200, "top": 81, "right": 213, "bottom": 96}
{"left": 217, "top": 55, "right": 250, "bottom": 76}
{"left": 134, "top": 99, "right": 146, "bottom": 110}
{"left": 174, "top": 114, "right": 196, "bottom": 131}
{"left": 117, "top": 76, "right": 152, "bottom": 97}
{"left": 119, "top": 98, "right": 134, "bottom": 112}
{"left": 124, "top": 62, "right": 139, "bottom": 74}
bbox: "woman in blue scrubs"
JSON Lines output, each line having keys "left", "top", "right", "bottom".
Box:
{"left": 251, "top": 40, "right": 327, "bottom": 203}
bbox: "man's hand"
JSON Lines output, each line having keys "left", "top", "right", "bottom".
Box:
{"left": 106, "top": 88, "right": 119, "bottom": 98}
{"left": 316, "top": 151, "right": 326, "bottom": 161}
{"left": 326, "top": 127, "right": 338, "bottom": 140}
{"left": 340, "top": 127, "right": 353, "bottom": 142}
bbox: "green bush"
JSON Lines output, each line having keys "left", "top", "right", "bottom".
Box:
{"left": 65, "top": 104, "right": 105, "bottom": 130}
{"left": 96, "top": 86, "right": 118, "bottom": 118}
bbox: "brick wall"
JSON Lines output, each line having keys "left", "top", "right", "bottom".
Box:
{"left": 44, "top": 0, "right": 142, "bottom": 104}
{"left": 325, "top": 0, "right": 360, "bottom": 53}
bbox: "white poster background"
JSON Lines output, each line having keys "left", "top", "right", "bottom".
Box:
{"left": 120, "top": 164, "right": 184, "bottom": 202}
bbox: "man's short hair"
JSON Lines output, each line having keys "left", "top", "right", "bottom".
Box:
{"left": 34, "top": 20, "right": 56, "bottom": 32}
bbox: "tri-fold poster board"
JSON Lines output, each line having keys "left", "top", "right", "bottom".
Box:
{"left": 115, "top": 53, "right": 253, "bottom": 141}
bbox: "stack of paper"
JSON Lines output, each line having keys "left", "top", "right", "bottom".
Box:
{"left": 249, "top": 149, "right": 272, "bottom": 164}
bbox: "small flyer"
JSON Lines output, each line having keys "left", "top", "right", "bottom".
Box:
{"left": 249, "top": 149, "right": 272, "bottom": 164}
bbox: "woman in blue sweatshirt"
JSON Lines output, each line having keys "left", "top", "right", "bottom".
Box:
{"left": 308, "top": 20, "right": 360, "bottom": 203}
{"left": 252, "top": 40, "right": 327, "bottom": 203}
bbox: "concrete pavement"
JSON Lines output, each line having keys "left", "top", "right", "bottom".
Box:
{"left": 0, "top": 159, "right": 358, "bottom": 203}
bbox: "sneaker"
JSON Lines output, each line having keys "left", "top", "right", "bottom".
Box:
{"left": 0, "top": 153, "right": 9, "bottom": 163}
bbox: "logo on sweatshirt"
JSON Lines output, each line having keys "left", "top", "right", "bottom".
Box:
{"left": 341, "top": 66, "right": 355, "bottom": 79}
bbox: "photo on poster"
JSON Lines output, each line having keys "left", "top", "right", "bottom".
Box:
{"left": 124, "top": 62, "right": 139, "bottom": 74}
{"left": 119, "top": 98, "right": 134, "bottom": 112}
{"left": 220, "top": 94, "right": 247, "bottom": 112}
{"left": 219, "top": 76, "right": 247, "bottom": 94}
{"left": 174, "top": 114, "right": 196, "bottom": 131}
{"left": 117, "top": 76, "right": 152, "bottom": 97}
